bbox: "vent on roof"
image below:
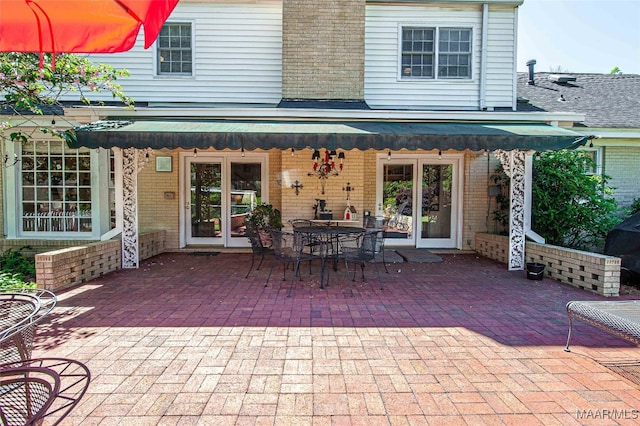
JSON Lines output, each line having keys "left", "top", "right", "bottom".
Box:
{"left": 548, "top": 74, "right": 577, "bottom": 84}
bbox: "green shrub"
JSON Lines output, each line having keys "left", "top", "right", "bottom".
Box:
{"left": 0, "top": 272, "right": 36, "bottom": 291}
{"left": 0, "top": 247, "right": 35, "bottom": 277}
{"left": 630, "top": 198, "right": 640, "bottom": 215}
{"left": 532, "top": 150, "right": 620, "bottom": 252}
{"left": 0, "top": 247, "right": 36, "bottom": 290}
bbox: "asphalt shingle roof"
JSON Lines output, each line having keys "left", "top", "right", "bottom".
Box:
{"left": 517, "top": 72, "right": 640, "bottom": 128}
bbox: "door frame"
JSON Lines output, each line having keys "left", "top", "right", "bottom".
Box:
{"left": 179, "top": 151, "right": 268, "bottom": 248}
{"left": 376, "top": 153, "right": 463, "bottom": 249}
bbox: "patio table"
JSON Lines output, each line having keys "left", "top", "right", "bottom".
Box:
{"left": 0, "top": 290, "right": 56, "bottom": 365}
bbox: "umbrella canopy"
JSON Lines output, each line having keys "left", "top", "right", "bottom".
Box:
{"left": 0, "top": 0, "right": 179, "bottom": 54}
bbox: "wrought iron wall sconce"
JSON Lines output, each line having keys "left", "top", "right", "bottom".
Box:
{"left": 308, "top": 149, "right": 345, "bottom": 194}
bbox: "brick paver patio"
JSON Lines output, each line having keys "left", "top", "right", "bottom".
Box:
{"left": 35, "top": 252, "right": 640, "bottom": 425}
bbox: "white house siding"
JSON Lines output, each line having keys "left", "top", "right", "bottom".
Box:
{"left": 604, "top": 144, "right": 640, "bottom": 210}
{"left": 484, "top": 5, "right": 517, "bottom": 109}
{"left": 65, "top": 1, "right": 283, "bottom": 105}
{"left": 364, "top": 3, "right": 516, "bottom": 110}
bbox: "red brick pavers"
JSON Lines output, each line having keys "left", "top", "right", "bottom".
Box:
{"left": 34, "top": 253, "right": 640, "bottom": 425}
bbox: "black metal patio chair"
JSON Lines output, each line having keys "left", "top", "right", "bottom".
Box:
{"left": 341, "top": 231, "right": 383, "bottom": 296}
{"left": 363, "top": 216, "right": 390, "bottom": 273}
{"left": 244, "top": 219, "right": 273, "bottom": 279}
{"left": 266, "top": 229, "right": 328, "bottom": 296}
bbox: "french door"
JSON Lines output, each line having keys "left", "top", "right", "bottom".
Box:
{"left": 376, "top": 154, "right": 462, "bottom": 249}
{"left": 181, "top": 152, "right": 266, "bottom": 247}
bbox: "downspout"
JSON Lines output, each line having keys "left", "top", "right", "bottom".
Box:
{"left": 479, "top": 3, "right": 488, "bottom": 110}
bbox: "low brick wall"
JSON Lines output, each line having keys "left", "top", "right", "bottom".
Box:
{"left": 476, "top": 233, "right": 621, "bottom": 297}
{"left": 35, "top": 230, "right": 166, "bottom": 292}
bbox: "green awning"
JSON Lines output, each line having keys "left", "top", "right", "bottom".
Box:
{"left": 70, "top": 120, "right": 588, "bottom": 151}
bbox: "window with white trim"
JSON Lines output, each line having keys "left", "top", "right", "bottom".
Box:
{"left": 21, "top": 141, "right": 93, "bottom": 233}
{"left": 157, "top": 23, "right": 193, "bottom": 76}
{"left": 401, "top": 27, "right": 472, "bottom": 79}
{"left": 581, "top": 148, "right": 603, "bottom": 175}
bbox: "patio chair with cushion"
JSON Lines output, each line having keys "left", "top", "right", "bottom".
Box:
{"left": 341, "top": 231, "right": 383, "bottom": 296}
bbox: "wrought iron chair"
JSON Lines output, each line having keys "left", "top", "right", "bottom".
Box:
{"left": 363, "top": 216, "right": 390, "bottom": 273}
{"left": 266, "top": 229, "right": 328, "bottom": 296}
{"left": 0, "top": 289, "right": 57, "bottom": 364}
{"left": 341, "top": 231, "right": 383, "bottom": 296}
{"left": 244, "top": 220, "right": 273, "bottom": 279}
{"left": 0, "top": 357, "right": 91, "bottom": 426}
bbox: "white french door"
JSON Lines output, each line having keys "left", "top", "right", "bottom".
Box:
{"left": 376, "top": 154, "right": 462, "bottom": 249}
{"left": 181, "top": 152, "right": 267, "bottom": 247}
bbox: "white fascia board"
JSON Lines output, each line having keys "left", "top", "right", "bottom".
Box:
{"left": 572, "top": 128, "right": 640, "bottom": 140}
{"left": 71, "top": 106, "right": 585, "bottom": 125}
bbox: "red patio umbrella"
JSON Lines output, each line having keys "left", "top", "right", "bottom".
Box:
{"left": 0, "top": 0, "right": 179, "bottom": 57}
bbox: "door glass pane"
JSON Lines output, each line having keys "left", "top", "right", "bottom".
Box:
{"left": 421, "top": 164, "right": 452, "bottom": 239}
{"left": 191, "top": 163, "right": 222, "bottom": 238}
{"left": 382, "top": 164, "right": 413, "bottom": 240}
{"left": 230, "top": 162, "right": 261, "bottom": 238}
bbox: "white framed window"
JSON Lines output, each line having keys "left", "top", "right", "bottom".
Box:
{"left": 581, "top": 147, "right": 603, "bottom": 175}
{"left": 157, "top": 22, "right": 193, "bottom": 76}
{"left": 20, "top": 140, "right": 93, "bottom": 233}
{"left": 400, "top": 26, "right": 472, "bottom": 80}
{"left": 3, "top": 137, "right": 114, "bottom": 239}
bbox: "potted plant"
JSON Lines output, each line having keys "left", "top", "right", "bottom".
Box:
{"left": 246, "top": 203, "right": 282, "bottom": 230}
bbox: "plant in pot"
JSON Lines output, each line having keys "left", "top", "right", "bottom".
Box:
{"left": 246, "top": 203, "right": 282, "bottom": 230}
{"left": 246, "top": 203, "right": 282, "bottom": 248}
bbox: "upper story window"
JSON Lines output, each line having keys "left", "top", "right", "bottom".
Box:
{"left": 157, "top": 23, "right": 193, "bottom": 76}
{"left": 401, "top": 27, "right": 472, "bottom": 80}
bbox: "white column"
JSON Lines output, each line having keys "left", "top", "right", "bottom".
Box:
{"left": 121, "top": 147, "right": 153, "bottom": 269}
{"left": 494, "top": 149, "right": 526, "bottom": 270}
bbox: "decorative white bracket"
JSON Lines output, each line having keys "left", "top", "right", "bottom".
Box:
{"left": 494, "top": 149, "right": 526, "bottom": 271}
{"left": 121, "top": 148, "right": 153, "bottom": 269}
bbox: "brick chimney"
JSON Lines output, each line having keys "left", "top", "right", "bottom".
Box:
{"left": 281, "top": 0, "right": 365, "bottom": 102}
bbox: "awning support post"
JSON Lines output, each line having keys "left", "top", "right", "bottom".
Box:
{"left": 494, "top": 149, "right": 526, "bottom": 270}
{"left": 121, "top": 147, "right": 153, "bottom": 269}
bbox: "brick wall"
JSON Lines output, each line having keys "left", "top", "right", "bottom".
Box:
{"left": 462, "top": 152, "right": 500, "bottom": 250}
{"left": 35, "top": 230, "right": 165, "bottom": 292}
{"left": 280, "top": 148, "right": 365, "bottom": 226}
{"left": 282, "top": 0, "right": 365, "bottom": 100}
{"left": 476, "top": 232, "right": 621, "bottom": 297}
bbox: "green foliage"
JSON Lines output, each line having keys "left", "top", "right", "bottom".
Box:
{"left": 383, "top": 180, "right": 412, "bottom": 213}
{"left": 532, "top": 150, "right": 620, "bottom": 252}
{"left": 0, "top": 247, "right": 36, "bottom": 290}
{"left": 247, "top": 203, "right": 282, "bottom": 229}
{"left": 490, "top": 165, "right": 510, "bottom": 233}
{"left": 0, "top": 52, "right": 133, "bottom": 144}
{"left": 0, "top": 272, "right": 36, "bottom": 291}
{"left": 630, "top": 198, "right": 640, "bottom": 215}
